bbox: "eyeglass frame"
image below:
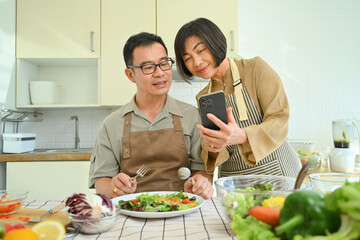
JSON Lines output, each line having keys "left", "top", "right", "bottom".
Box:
{"left": 127, "top": 58, "right": 174, "bottom": 75}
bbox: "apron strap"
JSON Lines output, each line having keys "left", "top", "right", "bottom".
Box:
{"left": 122, "top": 113, "right": 132, "bottom": 159}
{"left": 229, "top": 59, "right": 249, "bottom": 121}
{"left": 172, "top": 115, "right": 183, "bottom": 131}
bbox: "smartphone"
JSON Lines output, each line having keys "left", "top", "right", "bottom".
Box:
{"left": 198, "top": 91, "right": 228, "bottom": 130}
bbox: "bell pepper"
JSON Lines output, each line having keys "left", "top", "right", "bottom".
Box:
{"left": 0, "top": 224, "right": 4, "bottom": 239}
{"left": 275, "top": 191, "right": 341, "bottom": 239}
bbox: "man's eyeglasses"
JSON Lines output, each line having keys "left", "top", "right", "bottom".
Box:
{"left": 127, "top": 58, "right": 174, "bottom": 75}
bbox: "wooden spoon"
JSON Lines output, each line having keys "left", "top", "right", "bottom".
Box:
{"left": 294, "top": 161, "right": 311, "bottom": 189}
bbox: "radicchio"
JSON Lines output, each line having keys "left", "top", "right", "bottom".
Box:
{"left": 66, "top": 193, "right": 114, "bottom": 219}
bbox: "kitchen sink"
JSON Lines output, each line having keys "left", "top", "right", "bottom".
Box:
{"left": 29, "top": 148, "right": 93, "bottom": 154}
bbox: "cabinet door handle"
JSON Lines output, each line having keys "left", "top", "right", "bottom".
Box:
{"left": 90, "top": 31, "right": 95, "bottom": 52}
{"left": 230, "top": 30, "right": 235, "bottom": 51}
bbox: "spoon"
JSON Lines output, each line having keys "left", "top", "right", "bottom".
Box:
{"left": 26, "top": 202, "right": 66, "bottom": 223}
{"left": 178, "top": 167, "right": 195, "bottom": 185}
{"left": 294, "top": 161, "right": 311, "bottom": 189}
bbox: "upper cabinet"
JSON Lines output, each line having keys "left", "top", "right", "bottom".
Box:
{"left": 100, "top": 0, "right": 156, "bottom": 106}
{"left": 15, "top": 0, "right": 238, "bottom": 108}
{"left": 16, "top": 0, "right": 100, "bottom": 58}
{"left": 16, "top": 0, "right": 100, "bottom": 108}
{"left": 157, "top": 0, "right": 238, "bottom": 58}
{"left": 100, "top": 0, "right": 238, "bottom": 106}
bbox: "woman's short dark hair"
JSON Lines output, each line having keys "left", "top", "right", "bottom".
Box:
{"left": 174, "top": 18, "right": 227, "bottom": 80}
{"left": 123, "top": 32, "right": 168, "bottom": 67}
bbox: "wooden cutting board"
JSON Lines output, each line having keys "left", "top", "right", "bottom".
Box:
{"left": 0, "top": 208, "right": 71, "bottom": 228}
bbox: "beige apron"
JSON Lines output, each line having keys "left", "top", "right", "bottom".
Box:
{"left": 120, "top": 113, "right": 189, "bottom": 192}
{"left": 210, "top": 59, "right": 301, "bottom": 178}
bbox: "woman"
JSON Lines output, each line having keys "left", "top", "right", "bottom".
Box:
{"left": 174, "top": 18, "right": 301, "bottom": 178}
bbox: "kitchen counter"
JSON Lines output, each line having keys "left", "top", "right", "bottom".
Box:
{"left": 4, "top": 149, "right": 94, "bottom": 200}
{"left": 0, "top": 150, "right": 92, "bottom": 162}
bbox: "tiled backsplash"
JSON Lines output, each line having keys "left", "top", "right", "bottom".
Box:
{"left": 17, "top": 108, "right": 112, "bottom": 149}
{"left": 168, "top": 80, "right": 209, "bottom": 107}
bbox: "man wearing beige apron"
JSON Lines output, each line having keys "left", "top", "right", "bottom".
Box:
{"left": 89, "top": 32, "right": 213, "bottom": 199}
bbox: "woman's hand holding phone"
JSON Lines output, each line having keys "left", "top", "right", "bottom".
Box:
{"left": 197, "top": 107, "right": 248, "bottom": 152}
{"left": 198, "top": 91, "right": 227, "bottom": 130}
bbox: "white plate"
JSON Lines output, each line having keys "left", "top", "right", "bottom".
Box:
{"left": 112, "top": 191, "right": 204, "bottom": 218}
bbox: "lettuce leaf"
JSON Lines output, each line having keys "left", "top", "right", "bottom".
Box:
{"left": 231, "top": 215, "right": 280, "bottom": 240}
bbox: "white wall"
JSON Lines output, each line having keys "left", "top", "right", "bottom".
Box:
{"left": 237, "top": 0, "right": 360, "bottom": 149}
{"left": 1, "top": 0, "right": 360, "bottom": 152}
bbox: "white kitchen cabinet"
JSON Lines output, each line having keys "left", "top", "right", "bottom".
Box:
{"left": 16, "top": 0, "right": 100, "bottom": 58}
{"left": 157, "top": 0, "right": 238, "bottom": 58}
{"left": 100, "top": 0, "right": 156, "bottom": 106}
{"left": 6, "top": 161, "right": 95, "bottom": 201}
{"left": 100, "top": 0, "right": 238, "bottom": 106}
{"left": 16, "top": 0, "right": 101, "bottom": 108}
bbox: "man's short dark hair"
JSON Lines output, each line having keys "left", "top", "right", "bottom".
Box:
{"left": 123, "top": 32, "right": 168, "bottom": 67}
{"left": 174, "top": 18, "right": 227, "bottom": 80}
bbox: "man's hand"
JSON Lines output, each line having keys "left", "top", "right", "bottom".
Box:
{"left": 184, "top": 173, "right": 213, "bottom": 199}
{"left": 110, "top": 172, "right": 136, "bottom": 198}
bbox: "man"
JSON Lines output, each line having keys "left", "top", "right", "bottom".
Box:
{"left": 89, "top": 32, "right": 213, "bottom": 199}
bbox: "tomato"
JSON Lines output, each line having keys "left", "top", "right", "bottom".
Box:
{"left": 300, "top": 157, "right": 308, "bottom": 166}
{"left": 6, "top": 203, "right": 19, "bottom": 213}
{"left": 0, "top": 223, "right": 26, "bottom": 238}
{"left": 10, "top": 224, "right": 25, "bottom": 230}
{"left": 0, "top": 205, "right": 9, "bottom": 214}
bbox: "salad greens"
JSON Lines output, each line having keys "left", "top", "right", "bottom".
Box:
{"left": 117, "top": 191, "right": 199, "bottom": 212}
{"left": 324, "top": 180, "right": 360, "bottom": 221}
{"left": 231, "top": 215, "right": 280, "bottom": 240}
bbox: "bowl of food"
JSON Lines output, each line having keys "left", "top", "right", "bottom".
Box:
{"left": 0, "top": 190, "right": 28, "bottom": 215}
{"left": 308, "top": 173, "right": 360, "bottom": 193}
{"left": 68, "top": 211, "right": 118, "bottom": 234}
{"left": 214, "top": 175, "right": 311, "bottom": 221}
{"left": 66, "top": 193, "right": 118, "bottom": 234}
{"left": 297, "top": 152, "right": 321, "bottom": 173}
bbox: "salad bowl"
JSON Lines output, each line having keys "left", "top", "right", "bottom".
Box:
{"left": 214, "top": 175, "right": 312, "bottom": 221}
{"left": 297, "top": 152, "right": 321, "bottom": 173}
{"left": 68, "top": 210, "right": 119, "bottom": 234}
{"left": 308, "top": 172, "right": 360, "bottom": 193}
{"left": 0, "top": 190, "right": 28, "bottom": 215}
{"left": 65, "top": 192, "right": 119, "bottom": 234}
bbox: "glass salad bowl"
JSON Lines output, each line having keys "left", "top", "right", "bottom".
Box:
{"left": 65, "top": 192, "right": 120, "bottom": 234}
{"left": 0, "top": 190, "right": 28, "bottom": 215}
{"left": 308, "top": 172, "right": 360, "bottom": 193}
{"left": 214, "top": 175, "right": 312, "bottom": 221}
{"left": 297, "top": 152, "right": 321, "bottom": 173}
{"left": 68, "top": 209, "right": 119, "bottom": 234}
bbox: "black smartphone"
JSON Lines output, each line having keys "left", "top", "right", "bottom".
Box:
{"left": 198, "top": 91, "right": 228, "bottom": 130}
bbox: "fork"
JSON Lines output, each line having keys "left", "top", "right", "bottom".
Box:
{"left": 130, "top": 164, "right": 149, "bottom": 182}
{"left": 27, "top": 203, "right": 66, "bottom": 223}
